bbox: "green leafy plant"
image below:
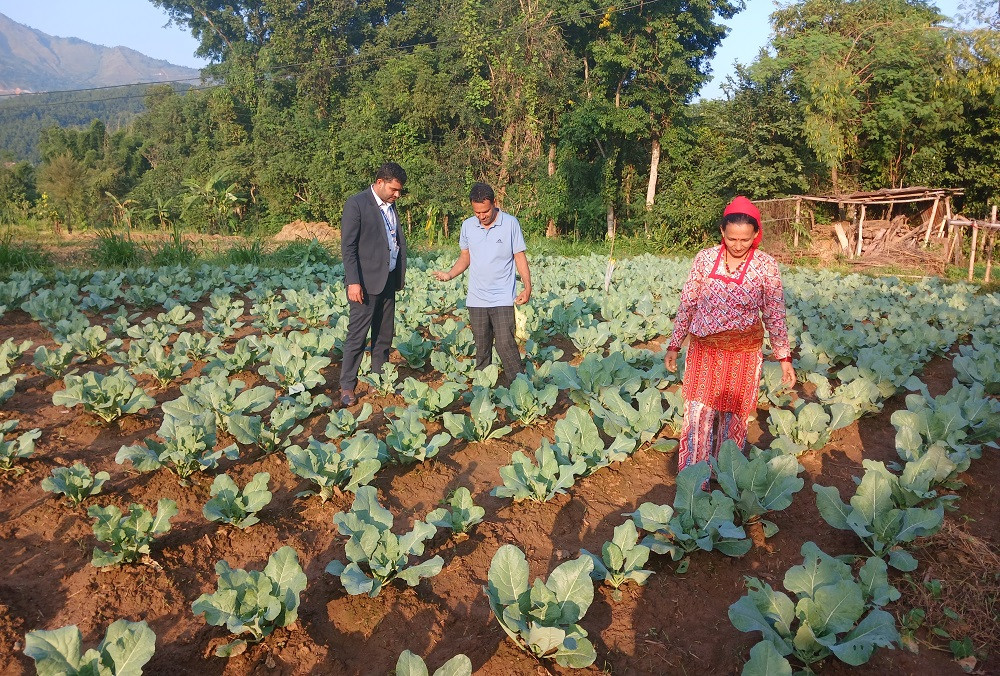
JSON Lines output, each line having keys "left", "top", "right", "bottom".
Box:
{"left": 203, "top": 472, "right": 272, "bottom": 529}
{"left": 116, "top": 412, "right": 239, "bottom": 482}
{"left": 202, "top": 291, "right": 245, "bottom": 337}
{"left": 396, "top": 331, "right": 434, "bottom": 368}
{"left": 711, "top": 441, "right": 805, "bottom": 540}
{"left": 385, "top": 406, "right": 451, "bottom": 464}
{"left": 129, "top": 342, "right": 192, "bottom": 388}
{"left": 0, "top": 419, "right": 40, "bottom": 472}
{"left": 33, "top": 344, "right": 79, "bottom": 379}
{"left": 0, "top": 337, "right": 32, "bottom": 373}
{"left": 359, "top": 361, "right": 400, "bottom": 397}
{"left": 495, "top": 374, "right": 558, "bottom": 425}
{"left": 814, "top": 460, "right": 945, "bottom": 571}
{"left": 484, "top": 544, "right": 597, "bottom": 668}
{"left": 162, "top": 372, "right": 275, "bottom": 437}
{"left": 729, "top": 541, "right": 900, "bottom": 673}
{"left": 325, "top": 403, "right": 374, "bottom": 439}
{"left": 549, "top": 406, "right": 636, "bottom": 476}
{"left": 62, "top": 325, "right": 121, "bottom": 362}
{"left": 395, "top": 650, "right": 472, "bottom": 676}
{"left": 589, "top": 388, "right": 667, "bottom": 443}
{"left": 629, "top": 462, "right": 751, "bottom": 567}
{"left": 767, "top": 400, "right": 854, "bottom": 455}
{"left": 41, "top": 462, "right": 110, "bottom": 506}
{"left": 192, "top": 546, "right": 307, "bottom": 657}
{"left": 442, "top": 389, "right": 512, "bottom": 442}
{"left": 228, "top": 394, "right": 314, "bottom": 454}
{"left": 24, "top": 619, "right": 156, "bottom": 675}
{"left": 285, "top": 432, "right": 384, "bottom": 500}
{"left": 401, "top": 378, "right": 464, "bottom": 419}
{"left": 259, "top": 342, "right": 332, "bottom": 393}
{"left": 491, "top": 442, "right": 586, "bottom": 503}
{"left": 581, "top": 520, "right": 654, "bottom": 600}
{"left": 425, "top": 487, "right": 485, "bottom": 535}
{"left": 88, "top": 498, "right": 178, "bottom": 568}
{"left": 52, "top": 367, "right": 156, "bottom": 423}
{"left": 325, "top": 486, "right": 443, "bottom": 597}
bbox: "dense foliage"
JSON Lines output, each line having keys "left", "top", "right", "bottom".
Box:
{"left": 1, "top": 0, "right": 997, "bottom": 239}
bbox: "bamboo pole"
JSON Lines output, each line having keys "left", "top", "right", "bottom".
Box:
{"left": 856, "top": 204, "right": 866, "bottom": 258}
{"left": 923, "top": 197, "right": 940, "bottom": 246}
{"left": 794, "top": 198, "right": 802, "bottom": 247}
{"left": 968, "top": 220, "right": 979, "bottom": 281}
{"left": 940, "top": 197, "right": 952, "bottom": 237}
{"left": 988, "top": 206, "right": 998, "bottom": 284}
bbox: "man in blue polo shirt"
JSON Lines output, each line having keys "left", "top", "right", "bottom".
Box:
{"left": 433, "top": 182, "right": 532, "bottom": 385}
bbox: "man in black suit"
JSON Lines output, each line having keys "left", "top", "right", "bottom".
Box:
{"left": 339, "top": 162, "right": 408, "bottom": 407}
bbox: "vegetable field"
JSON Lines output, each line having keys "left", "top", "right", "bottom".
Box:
{"left": 0, "top": 254, "right": 998, "bottom": 675}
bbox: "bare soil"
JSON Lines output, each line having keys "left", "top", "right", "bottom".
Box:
{"left": 0, "top": 306, "right": 995, "bottom": 675}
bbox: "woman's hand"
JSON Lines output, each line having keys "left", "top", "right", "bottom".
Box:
{"left": 780, "top": 361, "right": 796, "bottom": 387}
{"left": 664, "top": 350, "right": 679, "bottom": 373}
{"left": 432, "top": 270, "right": 451, "bottom": 281}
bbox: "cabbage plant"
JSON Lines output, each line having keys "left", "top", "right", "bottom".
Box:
{"left": 192, "top": 546, "right": 307, "bottom": 657}
{"left": 396, "top": 650, "right": 471, "bottom": 676}
{"left": 484, "top": 544, "right": 597, "bottom": 668}
{"left": 729, "top": 541, "right": 900, "bottom": 673}
{"left": 629, "top": 462, "right": 751, "bottom": 565}
{"left": 401, "top": 378, "right": 464, "bottom": 419}
{"left": 385, "top": 406, "right": 451, "bottom": 464}
{"left": 203, "top": 472, "right": 272, "bottom": 529}
{"left": 116, "top": 412, "right": 239, "bottom": 481}
{"left": 24, "top": 619, "right": 156, "bottom": 675}
{"left": 52, "top": 367, "right": 156, "bottom": 423}
{"left": 491, "top": 442, "right": 585, "bottom": 503}
{"left": 425, "top": 487, "right": 485, "bottom": 535}
{"left": 325, "top": 403, "right": 374, "bottom": 439}
{"left": 88, "top": 498, "right": 178, "bottom": 568}
{"left": 286, "top": 433, "right": 384, "bottom": 500}
{"left": 0, "top": 419, "right": 41, "bottom": 472}
{"left": 42, "top": 462, "right": 110, "bottom": 507}
{"left": 581, "top": 520, "right": 653, "bottom": 600}
{"left": 711, "top": 441, "right": 804, "bottom": 540}
{"left": 495, "top": 374, "right": 558, "bottom": 425}
{"left": 814, "top": 460, "right": 945, "bottom": 571}
{"left": 325, "top": 486, "right": 443, "bottom": 597}
{"left": 442, "top": 389, "right": 512, "bottom": 442}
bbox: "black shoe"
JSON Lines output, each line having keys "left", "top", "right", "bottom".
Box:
{"left": 340, "top": 390, "right": 357, "bottom": 407}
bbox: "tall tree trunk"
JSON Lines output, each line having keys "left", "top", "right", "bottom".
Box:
{"left": 645, "top": 134, "right": 660, "bottom": 209}
{"left": 497, "top": 122, "right": 515, "bottom": 191}
{"left": 606, "top": 203, "right": 616, "bottom": 240}
{"left": 546, "top": 143, "right": 558, "bottom": 238}
{"left": 831, "top": 164, "right": 840, "bottom": 194}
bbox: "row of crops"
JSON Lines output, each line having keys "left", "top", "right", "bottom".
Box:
{"left": 1, "top": 253, "right": 998, "bottom": 674}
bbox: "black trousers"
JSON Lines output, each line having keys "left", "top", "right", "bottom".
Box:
{"left": 339, "top": 270, "right": 398, "bottom": 392}
{"left": 468, "top": 305, "right": 523, "bottom": 385}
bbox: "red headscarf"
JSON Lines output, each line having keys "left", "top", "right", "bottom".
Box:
{"left": 708, "top": 195, "right": 762, "bottom": 284}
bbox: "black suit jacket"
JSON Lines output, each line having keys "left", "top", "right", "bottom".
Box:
{"left": 341, "top": 188, "right": 407, "bottom": 295}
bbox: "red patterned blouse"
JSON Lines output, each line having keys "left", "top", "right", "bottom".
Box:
{"left": 667, "top": 245, "right": 791, "bottom": 360}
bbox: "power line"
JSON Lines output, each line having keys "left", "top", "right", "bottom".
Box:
{"left": 0, "top": 76, "right": 206, "bottom": 100}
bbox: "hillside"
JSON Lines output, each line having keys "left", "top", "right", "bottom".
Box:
{"left": 0, "top": 12, "right": 200, "bottom": 94}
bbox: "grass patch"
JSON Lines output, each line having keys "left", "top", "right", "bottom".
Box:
{"left": 147, "top": 225, "right": 199, "bottom": 267}
{"left": 0, "top": 230, "right": 51, "bottom": 274}
{"left": 90, "top": 229, "right": 145, "bottom": 268}
{"left": 268, "top": 238, "right": 339, "bottom": 267}
{"left": 225, "top": 238, "right": 267, "bottom": 266}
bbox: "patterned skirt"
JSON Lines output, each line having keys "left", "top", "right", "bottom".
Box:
{"left": 678, "top": 322, "right": 764, "bottom": 471}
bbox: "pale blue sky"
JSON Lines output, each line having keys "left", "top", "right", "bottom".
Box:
{"left": 0, "top": 0, "right": 966, "bottom": 99}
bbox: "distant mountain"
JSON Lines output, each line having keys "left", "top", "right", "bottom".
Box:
{"left": 0, "top": 12, "right": 200, "bottom": 94}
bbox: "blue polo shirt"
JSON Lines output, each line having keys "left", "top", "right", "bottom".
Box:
{"left": 459, "top": 209, "right": 526, "bottom": 308}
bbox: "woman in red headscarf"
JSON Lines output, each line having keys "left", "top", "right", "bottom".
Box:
{"left": 664, "top": 196, "right": 795, "bottom": 472}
